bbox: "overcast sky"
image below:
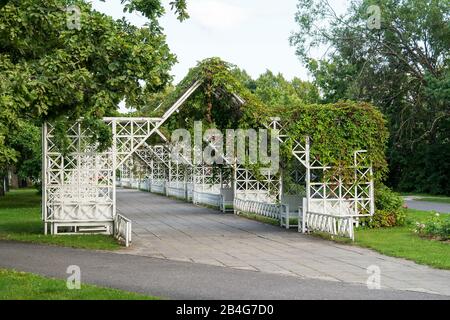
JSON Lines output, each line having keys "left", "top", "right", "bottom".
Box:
{"left": 90, "top": 0, "right": 350, "bottom": 84}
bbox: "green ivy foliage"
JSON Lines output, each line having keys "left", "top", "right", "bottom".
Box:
{"left": 150, "top": 57, "right": 269, "bottom": 132}
{"left": 145, "top": 58, "right": 389, "bottom": 183}
{"left": 276, "top": 101, "right": 389, "bottom": 182}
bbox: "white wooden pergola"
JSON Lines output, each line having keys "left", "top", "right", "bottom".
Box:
{"left": 42, "top": 80, "right": 374, "bottom": 246}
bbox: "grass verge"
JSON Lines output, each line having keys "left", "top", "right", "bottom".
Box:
{"left": 238, "top": 207, "right": 449, "bottom": 270}
{"left": 0, "top": 189, "right": 121, "bottom": 250}
{"left": 0, "top": 269, "right": 157, "bottom": 300}
{"left": 316, "top": 209, "right": 450, "bottom": 270}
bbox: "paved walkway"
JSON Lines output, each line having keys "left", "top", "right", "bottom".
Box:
{"left": 404, "top": 197, "right": 450, "bottom": 214}
{"left": 2, "top": 241, "right": 445, "bottom": 300}
{"left": 117, "top": 189, "right": 450, "bottom": 296}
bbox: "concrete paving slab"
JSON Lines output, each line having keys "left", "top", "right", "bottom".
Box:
{"left": 5, "top": 241, "right": 448, "bottom": 300}
{"left": 116, "top": 189, "right": 450, "bottom": 296}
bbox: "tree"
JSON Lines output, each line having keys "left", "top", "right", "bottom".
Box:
{"left": 0, "top": 0, "right": 186, "bottom": 193}
{"left": 8, "top": 121, "right": 42, "bottom": 185}
{"left": 252, "top": 71, "right": 320, "bottom": 108}
{"left": 291, "top": 0, "right": 450, "bottom": 194}
{"left": 0, "top": 0, "right": 189, "bottom": 21}
{"left": 137, "top": 85, "right": 175, "bottom": 116}
{"left": 139, "top": 58, "right": 386, "bottom": 184}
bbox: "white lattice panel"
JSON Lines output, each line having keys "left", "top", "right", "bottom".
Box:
{"left": 43, "top": 122, "right": 115, "bottom": 234}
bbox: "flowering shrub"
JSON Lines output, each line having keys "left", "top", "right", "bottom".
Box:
{"left": 415, "top": 213, "right": 450, "bottom": 241}
{"left": 369, "top": 209, "right": 407, "bottom": 228}
{"left": 362, "top": 185, "right": 406, "bottom": 228}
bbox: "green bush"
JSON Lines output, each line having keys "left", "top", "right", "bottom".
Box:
{"left": 375, "top": 185, "right": 404, "bottom": 212}
{"left": 415, "top": 214, "right": 450, "bottom": 241}
{"left": 362, "top": 185, "right": 406, "bottom": 228}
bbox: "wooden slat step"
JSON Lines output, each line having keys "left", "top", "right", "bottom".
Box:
{"left": 78, "top": 226, "right": 107, "bottom": 232}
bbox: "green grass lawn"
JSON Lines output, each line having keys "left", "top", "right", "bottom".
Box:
{"left": 0, "top": 269, "right": 157, "bottom": 300}
{"left": 241, "top": 206, "right": 449, "bottom": 270}
{"left": 345, "top": 209, "right": 450, "bottom": 270}
{"left": 0, "top": 189, "right": 121, "bottom": 250}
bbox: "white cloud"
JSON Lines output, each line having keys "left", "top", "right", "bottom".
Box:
{"left": 189, "top": 0, "right": 248, "bottom": 31}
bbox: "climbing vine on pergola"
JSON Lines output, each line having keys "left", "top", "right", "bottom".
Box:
{"left": 152, "top": 58, "right": 388, "bottom": 181}
{"left": 42, "top": 57, "right": 388, "bottom": 245}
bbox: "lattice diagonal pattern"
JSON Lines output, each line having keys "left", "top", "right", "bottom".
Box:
{"left": 43, "top": 118, "right": 166, "bottom": 235}
{"left": 43, "top": 123, "right": 115, "bottom": 234}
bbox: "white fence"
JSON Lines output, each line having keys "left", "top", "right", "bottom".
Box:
{"left": 150, "top": 180, "right": 165, "bottom": 194}
{"left": 301, "top": 199, "right": 355, "bottom": 240}
{"left": 116, "top": 178, "right": 148, "bottom": 191}
{"left": 167, "top": 186, "right": 186, "bottom": 199}
{"left": 234, "top": 198, "right": 281, "bottom": 219}
{"left": 119, "top": 178, "right": 225, "bottom": 209}
{"left": 139, "top": 179, "right": 150, "bottom": 191}
{"left": 117, "top": 179, "right": 359, "bottom": 241}
{"left": 302, "top": 211, "right": 354, "bottom": 240}
{"left": 193, "top": 190, "right": 222, "bottom": 208}
{"left": 280, "top": 204, "right": 297, "bottom": 229}
{"left": 114, "top": 213, "right": 132, "bottom": 247}
{"left": 187, "top": 184, "right": 193, "bottom": 201}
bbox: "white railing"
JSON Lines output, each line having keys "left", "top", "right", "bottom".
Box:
{"left": 280, "top": 204, "right": 299, "bottom": 229}
{"left": 131, "top": 180, "right": 140, "bottom": 189}
{"left": 118, "top": 178, "right": 131, "bottom": 188}
{"left": 234, "top": 198, "right": 280, "bottom": 219}
{"left": 193, "top": 191, "right": 221, "bottom": 208}
{"left": 114, "top": 214, "right": 132, "bottom": 247}
{"left": 167, "top": 186, "right": 186, "bottom": 199}
{"left": 186, "top": 184, "right": 193, "bottom": 201}
{"left": 302, "top": 209, "right": 354, "bottom": 240}
{"left": 301, "top": 198, "right": 356, "bottom": 240}
{"left": 139, "top": 179, "right": 150, "bottom": 191}
{"left": 150, "top": 180, "right": 165, "bottom": 194}
{"left": 118, "top": 178, "right": 355, "bottom": 240}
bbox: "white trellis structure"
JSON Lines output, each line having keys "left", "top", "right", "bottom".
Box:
{"left": 117, "top": 155, "right": 150, "bottom": 189}
{"left": 266, "top": 118, "right": 375, "bottom": 239}
{"left": 43, "top": 80, "right": 375, "bottom": 244}
{"left": 42, "top": 117, "right": 171, "bottom": 245}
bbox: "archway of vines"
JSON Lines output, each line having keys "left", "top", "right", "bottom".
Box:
{"left": 133, "top": 58, "right": 390, "bottom": 239}
{"left": 43, "top": 57, "right": 389, "bottom": 243}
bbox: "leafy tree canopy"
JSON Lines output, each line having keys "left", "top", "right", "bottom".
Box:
{"left": 0, "top": 0, "right": 189, "bottom": 21}
{"left": 149, "top": 57, "right": 268, "bottom": 131}
{"left": 0, "top": 0, "right": 182, "bottom": 168}
{"left": 8, "top": 120, "right": 41, "bottom": 183}
{"left": 251, "top": 70, "right": 320, "bottom": 107}
{"left": 277, "top": 101, "right": 389, "bottom": 181}
{"left": 142, "top": 57, "right": 388, "bottom": 181}
{"left": 290, "top": 0, "right": 449, "bottom": 194}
